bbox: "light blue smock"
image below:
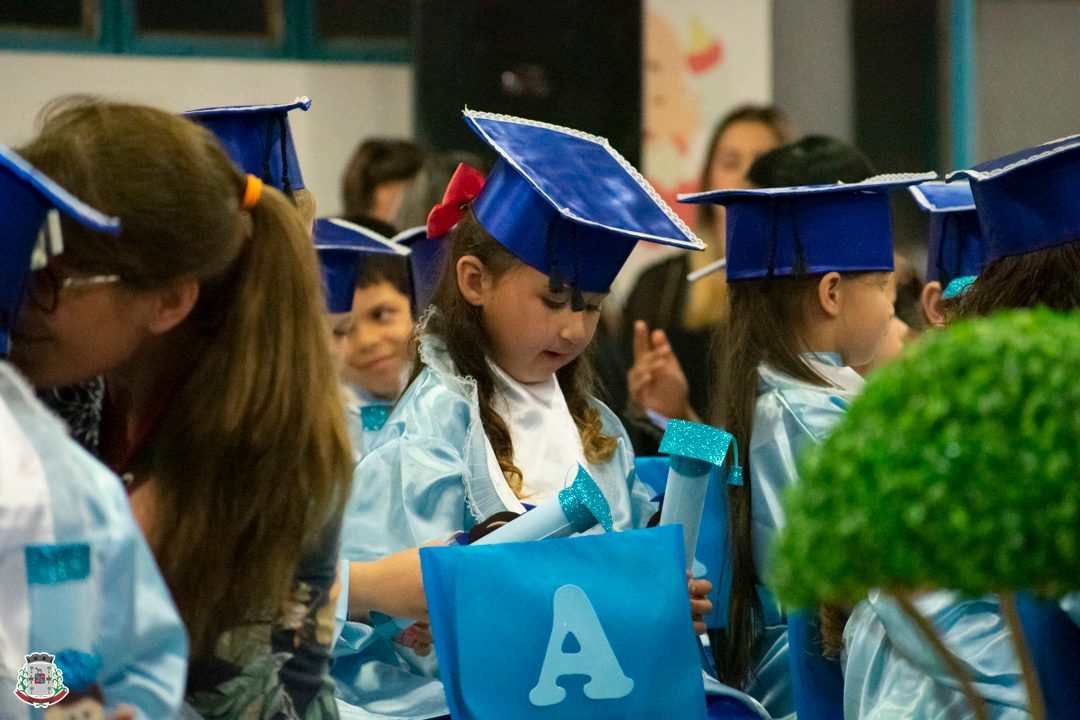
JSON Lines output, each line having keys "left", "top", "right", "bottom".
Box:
{"left": 842, "top": 590, "right": 1029, "bottom": 719}
{"left": 343, "top": 383, "right": 398, "bottom": 463}
{"left": 0, "top": 361, "right": 188, "bottom": 720}
{"left": 331, "top": 327, "right": 654, "bottom": 719}
{"left": 746, "top": 353, "right": 865, "bottom": 720}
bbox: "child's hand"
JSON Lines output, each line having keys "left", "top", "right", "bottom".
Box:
{"left": 688, "top": 573, "right": 713, "bottom": 635}
{"left": 628, "top": 321, "right": 699, "bottom": 422}
{"left": 395, "top": 621, "right": 434, "bottom": 657}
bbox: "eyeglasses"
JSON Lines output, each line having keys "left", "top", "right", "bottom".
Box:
{"left": 26, "top": 265, "right": 124, "bottom": 313}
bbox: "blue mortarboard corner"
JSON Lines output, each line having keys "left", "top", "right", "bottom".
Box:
{"left": 0, "top": 144, "right": 120, "bottom": 354}
{"left": 313, "top": 218, "right": 411, "bottom": 313}
{"left": 390, "top": 225, "right": 438, "bottom": 312}
{"left": 680, "top": 173, "right": 935, "bottom": 280}
{"left": 420, "top": 525, "right": 706, "bottom": 719}
{"left": 463, "top": 110, "right": 703, "bottom": 297}
{"left": 185, "top": 97, "right": 310, "bottom": 192}
{"left": 909, "top": 180, "right": 987, "bottom": 285}
{"left": 949, "top": 134, "right": 1080, "bottom": 263}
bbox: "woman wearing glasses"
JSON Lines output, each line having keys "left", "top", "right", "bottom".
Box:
{"left": 11, "top": 98, "right": 353, "bottom": 719}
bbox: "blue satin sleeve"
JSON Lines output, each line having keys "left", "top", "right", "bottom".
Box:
{"left": 842, "top": 590, "right": 1028, "bottom": 719}
{"left": 592, "top": 400, "right": 656, "bottom": 529}
{"left": 342, "top": 372, "right": 476, "bottom": 562}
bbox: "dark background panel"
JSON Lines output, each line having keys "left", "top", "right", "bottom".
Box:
{"left": 853, "top": 0, "right": 942, "bottom": 258}
{"left": 0, "top": 0, "right": 86, "bottom": 31}
{"left": 413, "top": 0, "right": 642, "bottom": 166}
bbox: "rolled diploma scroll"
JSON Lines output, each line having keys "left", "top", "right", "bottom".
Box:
{"left": 472, "top": 464, "right": 614, "bottom": 545}
{"left": 657, "top": 419, "right": 737, "bottom": 571}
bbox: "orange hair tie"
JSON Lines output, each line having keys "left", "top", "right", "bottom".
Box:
{"left": 241, "top": 174, "right": 263, "bottom": 210}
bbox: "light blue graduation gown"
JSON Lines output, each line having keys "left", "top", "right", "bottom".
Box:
{"left": 331, "top": 330, "right": 654, "bottom": 719}
{"left": 343, "top": 382, "right": 400, "bottom": 463}
{"left": 842, "top": 590, "right": 1029, "bottom": 719}
{"left": 746, "top": 353, "right": 864, "bottom": 720}
{"left": 0, "top": 362, "right": 188, "bottom": 720}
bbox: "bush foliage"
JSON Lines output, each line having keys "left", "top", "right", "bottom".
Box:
{"left": 770, "top": 308, "right": 1080, "bottom": 609}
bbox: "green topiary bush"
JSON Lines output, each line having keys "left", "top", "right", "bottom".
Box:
{"left": 770, "top": 307, "right": 1080, "bottom": 609}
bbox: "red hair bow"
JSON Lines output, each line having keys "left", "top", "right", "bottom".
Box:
{"left": 426, "top": 163, "right": 486, "bottom": 238}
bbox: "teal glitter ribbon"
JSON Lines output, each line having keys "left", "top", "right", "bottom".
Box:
{"left": 26, "top": 543, "right": 90, "bottom": 585}
{"left": 943, "top": 274, "right": 977, "bottom": 300}
{"left": 558, "top": 465, "right": 614, "bottom": 533}
{"left": 360, "top": 404, "right": 393, "bottom": 432}
{"left": 659, "top": 418, "right": 743, "bottom": 485}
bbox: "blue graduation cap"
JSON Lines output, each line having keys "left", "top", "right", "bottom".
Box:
{"left": 680, "top": 173, "right": 936, "bottom": 281}
{"left": 313, "top": 218, "right": 410, "bottom": 313}
{"left": 185, "top": 97, "right": 310, "bottom": 193}
{"left": 460, "top": 110, "right": 703, "bottom": 302}
{"left": 949, "top": 134, "right": 1080, "bottom": 264}
{"left": 391, "top": 225, "right": 441, "bottom": 312}
{"left": 0, "top": 144, "right": 120, "bottom": 354}
{"left": 909, "top": 181, "right": 987, "bottom": 285}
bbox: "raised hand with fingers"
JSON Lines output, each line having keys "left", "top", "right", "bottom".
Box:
{"left": 627, "top": 320, "right": 699, "bottom": 423}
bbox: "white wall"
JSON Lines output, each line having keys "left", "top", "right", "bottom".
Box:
{"left": 772, "top": 0, "right": 853, "bottom": 141}
{"left": 975, "top": 0, "right": 1080, "bottom": 161}
{"left": 0, "top": 50, "right": 413, "bottom": 216}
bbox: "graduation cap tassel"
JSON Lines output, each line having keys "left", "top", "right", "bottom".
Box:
{"left": 766, "top": 198, "right": 780, "bottom": 278}
{"left": 260, "top": 117, "right": 276, "bottom": 186}
{"left": 938, "top": 212, "right": 954, "bottom": 282}
{"left": 277, "top": 115, "right": 293, "bottom": 197}
{"left": 789, "top": 199, "right": 809, "bottom": 275}
{"left": 545, "top": 217, "right": 565, "bottom": 295}
{"left": 570, "top": 224, "right": 585, "bottom": 311}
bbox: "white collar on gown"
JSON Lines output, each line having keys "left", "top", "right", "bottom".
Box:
{"left": 481, "top": 360, "right": 586, "bottom": 510}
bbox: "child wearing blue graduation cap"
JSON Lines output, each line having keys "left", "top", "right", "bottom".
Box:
{"left": 0, "top": 144, "right": 188, "bottom": 719}
{"left": 682, "top": 160, "right": 932, "bottom": 717}
{"left": 841, "top": 135, "right": 1080, "bottom": 720}
{"left": 336, "top": 228, "right": 418, "bottom": 436}
{"left": 313, "top": 217, "right": 414, "bottom": 458}
{"left": 11, "top": 98, "right": 353, "bottom": 719}
{"left": 910, "top": 179, "right": 989, "bottom": 326}
{"left": 334, "top": 111, "right": 711, "bottom": 719}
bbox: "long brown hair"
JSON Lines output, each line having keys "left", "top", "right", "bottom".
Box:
{"left": 951, "top": 239, "right": 1080, "bottom": 319}
{"left": 418, "top": 208, "right": 617, "bottom": 497}
{"left": 712, "top": 274, "right": 832, "bottom": 687}
{"left": 20, "top": 98, "right": 353, "bottom": 659}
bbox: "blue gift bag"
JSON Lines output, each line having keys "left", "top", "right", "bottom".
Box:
{"left": 420, "top": 525, "right": 706, "bottom": 720}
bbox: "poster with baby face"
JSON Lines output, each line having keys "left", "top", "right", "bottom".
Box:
{"left": 642, "top": 1, "right": 772, "bottom": 226}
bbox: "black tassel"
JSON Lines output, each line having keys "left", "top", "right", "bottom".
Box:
{"left": 570, "top": 286, "right": 585, "bottom": 312}
{"left": 549, "top": 272, "right": 565, "bottom": 295}
{"left": 278, "top": 115, "right": 293, "bottom": 198}
{"left": 260, "top": 117, "right": 275, "bottom": 186}
{"left": 790, "top": 199, "right": 808, "bottom": 275}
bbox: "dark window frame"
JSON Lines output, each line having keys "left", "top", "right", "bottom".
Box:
{"left": 0, "top": 0, "right": 410, "bottom": 62}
